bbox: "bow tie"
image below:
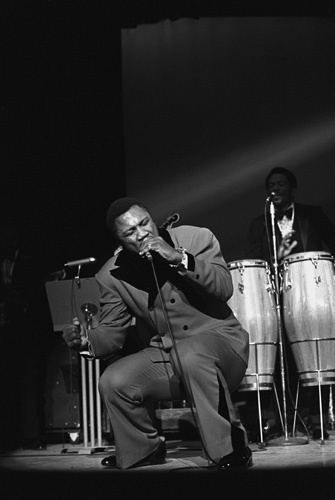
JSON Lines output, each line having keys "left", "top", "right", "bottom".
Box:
{"left": 276, "top": 207, "right": 293, "bottom": 221}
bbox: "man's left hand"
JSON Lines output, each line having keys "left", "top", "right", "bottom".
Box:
{"left": 139, "top": 237, "right": 183, "bottom": 266}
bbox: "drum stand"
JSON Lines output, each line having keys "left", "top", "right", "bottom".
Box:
{"left": 61, "top": 272, "right": 114, "bottom": 455}
{"left": 77, "top": 302, "right": 104, "bottom": 453}
{"left": 45, "top": 271, "right": 115, "bottom": 454}
{"left": 266, "top": 199, "right": 308, "bottom": 446}
{"left": 329, "top": 386, "right": 335, "bottom": 430}
{"left": 246, "top": 343, "right": 282, "bottom": 449}
{"left": 292, "top": 338, "right": 335, "bottom": 445}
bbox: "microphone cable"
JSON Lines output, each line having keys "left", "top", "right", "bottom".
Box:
{"left": 148, "top": 256, "right": 224, "bottom": 468}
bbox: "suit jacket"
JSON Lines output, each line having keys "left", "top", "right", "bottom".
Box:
{"left": 245, "top": 203, "right": 335, "bottom": 264}
{"left": 87, "top": 225, "right": 249, "bottom": 365}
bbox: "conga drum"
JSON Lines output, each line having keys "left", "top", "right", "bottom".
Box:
{"left": 282, "top": 251, "right": 335, "bottom": 386}
{"left": 228, "top": 260, "right": 278, "bottom": 391}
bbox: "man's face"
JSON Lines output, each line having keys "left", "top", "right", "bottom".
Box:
{"left": 114, "top": 205, "right": 159, "bottom": 254}
{"left": 267, "top": 173, "right": 295, "bottom": 209}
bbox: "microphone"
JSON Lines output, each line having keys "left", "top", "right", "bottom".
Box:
{"left": 267, "top": 192, "right": 276, "bottom": 202}
{"left": 160, "top": 213, "right": 180, "bottom": 229}
{"left": 64, "top": 257, "right": 96, "bottom": 267}
{"left": 144, "top": 251, "right": 153, "bottom": 261}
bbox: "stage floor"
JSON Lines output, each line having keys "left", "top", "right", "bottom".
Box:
{"left": 1, "top": 432, "right": 335, "bottom": 500}
{"left": 1, "top": 433, "right": 335, "bottom": 471}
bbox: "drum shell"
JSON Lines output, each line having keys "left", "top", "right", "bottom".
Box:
{"left": 282, "top": 251, "right": 335, "bottom": 386}
{"left": 228, "top": 260, "right": 278, "bottom": 391}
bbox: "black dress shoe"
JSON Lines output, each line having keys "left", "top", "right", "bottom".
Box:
{"left": 101, "top": 439, "right": 167, "bottom": 469}
{"left": 218, "top": 446, "right": 252, "bottom": 469}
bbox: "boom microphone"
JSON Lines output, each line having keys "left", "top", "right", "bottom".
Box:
{"left": 64, "top": 257, "right": 96, "bottom": 267}
{"left": 160, "top": 213, "right": 180, "bottom": 229}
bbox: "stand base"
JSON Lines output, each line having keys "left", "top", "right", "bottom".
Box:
{"left": 266, "top": 435, "right": 309, "bottom": 447}
{"left": 61, "top": 445, "right": 115, "bottom": 455}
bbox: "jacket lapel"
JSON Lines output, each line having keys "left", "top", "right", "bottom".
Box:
{"left": 295, "top": 205, "right": 308, "bottom": 252}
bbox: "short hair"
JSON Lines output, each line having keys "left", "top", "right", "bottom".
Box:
{"left": 106, "top": 197, "right": 150, "bottom": 235}
{"left": 265, "top": 167, "right": 297, "bottom": 189}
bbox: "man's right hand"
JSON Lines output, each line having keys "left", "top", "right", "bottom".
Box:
{"left": 278, "top": 231, "right": 298, "bottom": 261}
{"left": 62, "top": 317, "right": 88, "bottom": 351}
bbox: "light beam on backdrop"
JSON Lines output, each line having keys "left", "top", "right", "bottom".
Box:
{"left": 129, "top": 116, "right": 335, "bottom": 221}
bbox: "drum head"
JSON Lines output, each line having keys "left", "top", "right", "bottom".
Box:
{"left": 228, "top": 259, "right": 269, "bottom": 270}
{"left": 283, "top": 251, "right": 333, "bottom": 264}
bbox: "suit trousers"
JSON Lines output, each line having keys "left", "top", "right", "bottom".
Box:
{"left": 99, "top": 330, "right": 248, "bottom": 469}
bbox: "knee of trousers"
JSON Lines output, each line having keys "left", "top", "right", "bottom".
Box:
{"left": 170, "top": 343, "right": 204, "bottom": 378}
{"left": 98, "top": 366, "right": 129, "bottom": 403}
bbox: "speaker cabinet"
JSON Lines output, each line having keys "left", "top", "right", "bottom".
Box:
{"left": 45, "top": 332, "right": 81, "bottom": 432}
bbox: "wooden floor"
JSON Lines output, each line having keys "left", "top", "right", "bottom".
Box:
{"left": 1, "top": 431, "right": 335, "bottom": 500}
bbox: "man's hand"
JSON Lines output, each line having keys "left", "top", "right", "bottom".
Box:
{"left": 62, "top": 317, "right": 88, "bottom": 351}
{"left": 139, "top": 237, "right": 183, "bottom": 266}
{"left": 278, "top": 231, "right": 298, "bottom": 261}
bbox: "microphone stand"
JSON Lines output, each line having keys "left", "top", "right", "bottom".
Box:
{"left": 148, "top": 256, "right": 219, "bottom": 466}
{"left": 267, "top": 199, "right": 308, "bottom": 446}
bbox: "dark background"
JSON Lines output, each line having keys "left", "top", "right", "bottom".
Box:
{"left": 2, "top": 1, "right": 335, "bottom": 271}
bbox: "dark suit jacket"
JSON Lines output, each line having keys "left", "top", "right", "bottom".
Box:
{"left": 245, "top": 203, "right": 335, "bottom": 264}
